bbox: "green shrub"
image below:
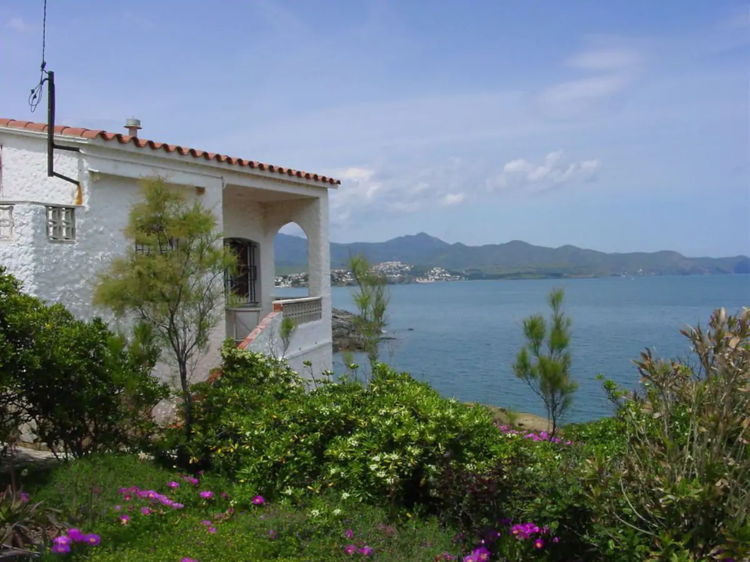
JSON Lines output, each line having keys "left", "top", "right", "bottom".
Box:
{"left": 588, "top": 307, "right": 750, "bottom": 561}
{"left": 180, "top": 345, "right": 500, "bottom": 510}
{"left": 0, "top": 268, "right": 169, "bottom": 458}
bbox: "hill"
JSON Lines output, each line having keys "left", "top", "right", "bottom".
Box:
{"left": 274, "top": 232, "right": 750, "bottom": 279}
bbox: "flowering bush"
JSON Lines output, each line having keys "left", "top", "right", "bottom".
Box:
{"left": 183, "top": 348, "right": 501, "bottom": 508}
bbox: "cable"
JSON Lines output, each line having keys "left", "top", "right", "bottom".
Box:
{"left": 28, "top": 0, "right": 48, "bottom": 113}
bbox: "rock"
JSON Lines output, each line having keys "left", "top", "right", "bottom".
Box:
{"left": 332, "top": 309, "right": 395, "bottom": 352}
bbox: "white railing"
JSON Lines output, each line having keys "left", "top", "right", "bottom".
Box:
{"left": 273, "top": 296, "right": 323, "bottom": 325}
{"left": 226, "top": 306, "right": 262, "bottom": 342}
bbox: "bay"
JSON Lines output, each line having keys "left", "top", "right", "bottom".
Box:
{"left": 276, "top": 275, "right": 750, "bottom": 422}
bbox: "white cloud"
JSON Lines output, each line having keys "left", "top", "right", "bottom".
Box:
{"left": 7, "top": 17, "right": 30, "bottom": 32}
{"left": 493, "top": 150, "right": 599, "bottom": 192}
{"left": 537, "top": 38, "right": 644, "bottom": 120}
{"left": 440, "top": 193, "right": 466, "bottom": 206}
{"left": 327, "top": 150, "right": 598, "bottom": 227}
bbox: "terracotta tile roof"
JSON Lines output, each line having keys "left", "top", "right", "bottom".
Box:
{"left": 0, "top": 118, "right": 340, "bottom": 185}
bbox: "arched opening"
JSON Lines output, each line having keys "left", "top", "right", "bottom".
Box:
{"left": 225, "top": 237, "right": 260, "bottom": 306}
{"left": 274, "top": 222, "right": 309, "bottom": 298}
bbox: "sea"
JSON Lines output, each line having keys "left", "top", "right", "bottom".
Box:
{"left": 275, "top": 275, "right": 750, "bottom": 423}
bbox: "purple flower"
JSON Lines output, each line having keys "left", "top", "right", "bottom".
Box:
{"left": 83, "top": 533, "right": 101, "bottom": 546}
{"left": 183, "top": 476, "right": 199, "bottom": 486}
{"left": 167, "top": 481, "right": 180, "bottom": 489}
{"left": 200, "top": 520, "right": 212, "bottom": 526}
{"left": 268, "top": 529, "right": 277, "bottom": 540}
{"left": 207, "top": 527, "right": 217, "bottom": 534}
{"left": 252, "top": 495, "right": 265, "bottom": 505}
{"left": 200, "top": 491, "right": 214, "bottom": 500}
{"left": 358, "top": 546, "right": 374, "bottom": 556}
{"left": 344, "top": 529, "right": 355, "bottom": 539}
{"left": 119, "top": 515, "right": 130, "bottom": 526}
{"left": 471, "top": 546, "right": 490, "bottom": 561}
{"left": 553, "top": 536, "right": 560, "bottom": 543}
{"left": 19, "top": 492, "right": 30, "bottom": 503}
{"left": 67, "top": 528, "right": 84, "bottom": 542}
{"left": 534, "top": 538, "right": 545, "bottom": 549}
{"left": 181, "top": 559, "right": 199, "bottom": 562}
{"left": 51, "top": 543, "right": 71, "bottom": 554}
{"left": 344, "top": 544, "right": 357, "bottom": 555}
{"left": 140, "top": 507, "right": 152, "bottom": 515}
{"left": 172, "top": 502, "right": 184, "bottom": 509}
{"left": 53, "top": 536, "right": 72, "bottom": 546}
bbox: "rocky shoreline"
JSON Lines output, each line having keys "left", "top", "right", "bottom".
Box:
{"left": 332, "top": 308, "right": 395, "bottom": 352}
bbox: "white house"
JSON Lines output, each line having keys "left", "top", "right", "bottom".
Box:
{"left": 0, "top": 117, "right": 338, "bottom": 381}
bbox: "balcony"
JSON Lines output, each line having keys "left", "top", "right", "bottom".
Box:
{"left": 226, "top": 306, "right": 262, "bottom": 344}
{"left": 273, "top": 296, "right": 323, "bottom": 325}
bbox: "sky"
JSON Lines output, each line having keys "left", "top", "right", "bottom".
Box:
{"left": 1, "top": 0, "right": 748, "bottom": 257}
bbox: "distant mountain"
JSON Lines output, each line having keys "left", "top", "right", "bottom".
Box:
{"left": 274, "top": 232, "right": 750, "bottom": 279}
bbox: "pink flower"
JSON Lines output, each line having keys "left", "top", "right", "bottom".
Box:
{"left": 252, "top": 495, "right": 265, "bottom": 505}
{"left": 119, "top": 515, "right": 130, "bottom": 526}
{"left": 140, "top": 507, "right": 152, "bottom": 515}
{"left": 344, "top": 544, "right": 357, "bottom": 555}
{"left": 345, "top": 529, "right": 354, "bottom": 539}
{"left": 67, "top": 528, "right": 84, "bottom": 542}
{"left": 534, "top": 538, "right": 545, "bottom": 549}
{"left": 200, "top": 491, "right": 214, "bottom": 500}
{"left": 167, "top": 481, "right": 180, "bottom": 489}
{"left": 53, "top": 536, "right": 72, "bottom": 546}
{"left": 207, "top": 527, "right": 217, "bottom": 534}
{"left": 359, "top": 546, "right": 374, "bottom": 556}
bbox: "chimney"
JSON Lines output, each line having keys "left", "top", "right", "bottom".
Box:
{"left": 124, "top": 117, "right": 142, "bottom": 138}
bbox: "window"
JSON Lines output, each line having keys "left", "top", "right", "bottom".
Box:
{"left": 225, "top": 238, "right": 259, "bottom": 305}
{"left": 0, "top": 205, "right": 13, "bottom": 240}
{"left": 46, "top": 206, "right": 76, "bottom": 241}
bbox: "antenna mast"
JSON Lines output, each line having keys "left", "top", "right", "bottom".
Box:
{"left": 28, "top": 0, "right": 80, "bottom": 189}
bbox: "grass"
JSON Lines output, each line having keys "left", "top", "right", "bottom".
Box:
{"left": 10, "top": 455, "right": 463, "bottom": 561}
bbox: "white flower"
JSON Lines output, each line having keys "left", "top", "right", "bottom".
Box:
{"left": 333, "top": 509, "right": 342, "bottom": 516}
{"left": 341, "top": 492, "right": 350, "bottom": 500}
{"left": 310, "top": 509, "right": 321, "bottom": 517}
{"left": 376, "top": 471, "right": 386, "bottom": 478}
{"left": 369, "top": 464, "right": 378, "bottom": 471}
{"left": 372, "top": 455, "right": 381, "bottom": 462}
{"left": 284, "top": 487, "right": 294, "bottom": 495}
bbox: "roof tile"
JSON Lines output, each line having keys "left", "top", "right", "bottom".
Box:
{"left": 0, "top": 118, "right": 340, "bottom": 185}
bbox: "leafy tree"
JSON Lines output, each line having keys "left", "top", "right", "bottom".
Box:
{"left": 512, "top": 288, "right": 578, "bottom": 436}
{"left": 0, "top": 267, "right": 168, "bottom": 457}
{"left": 349, "top": 254, "right": 390, "bottom": 372}
{"left": 94, "top": 177, "right": 236, "bottom": 436}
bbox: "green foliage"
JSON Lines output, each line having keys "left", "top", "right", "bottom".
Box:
{"left": 587, "top": 307, "right": 750, "bottom": 561}
{"left": 181, "top": 345, "right": 500, "bottom": 511}
{"left": 513, "top": 288, "right": 578, "bottom": 435}
{"left": 349, "top": 254, "right": 390, "bottom": 371}
{"left": 0, "top": 268, "right": 169, "bottom": 458}
{"left": 93, "top": 177, "right": 236, "bottom": 435}
{"left": 26, "top": 455, "right": 462, "bottom": 562}
{"left": 0, "top": 483, "right": 64, "bottom": 554}
{"left": 279, "top": 316, "right": 297, "bottom": 357}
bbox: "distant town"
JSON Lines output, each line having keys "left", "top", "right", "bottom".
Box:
{"left": 274, "top": 261, "right": 465, "bottom": 288}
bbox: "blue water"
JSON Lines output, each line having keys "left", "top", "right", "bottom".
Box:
{"left": 276, "top": 276, "right": 750, "bottom": 422}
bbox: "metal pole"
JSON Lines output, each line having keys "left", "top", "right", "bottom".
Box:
{"left": 47, "top": 70, "right": 54, "bottom": 177}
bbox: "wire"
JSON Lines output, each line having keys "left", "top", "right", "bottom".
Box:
{"left": 28, "top": 0, "right": 48, "bottom": 113}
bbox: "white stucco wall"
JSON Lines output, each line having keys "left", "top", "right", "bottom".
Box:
{"left": 0, "top": 131, "right": 225, "bottom": 386}
{"left": 244, "top": 312, "right": 333, "bottom": 380}
{"left": 0, "top": 126, "right": 335, "bottom": 391}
